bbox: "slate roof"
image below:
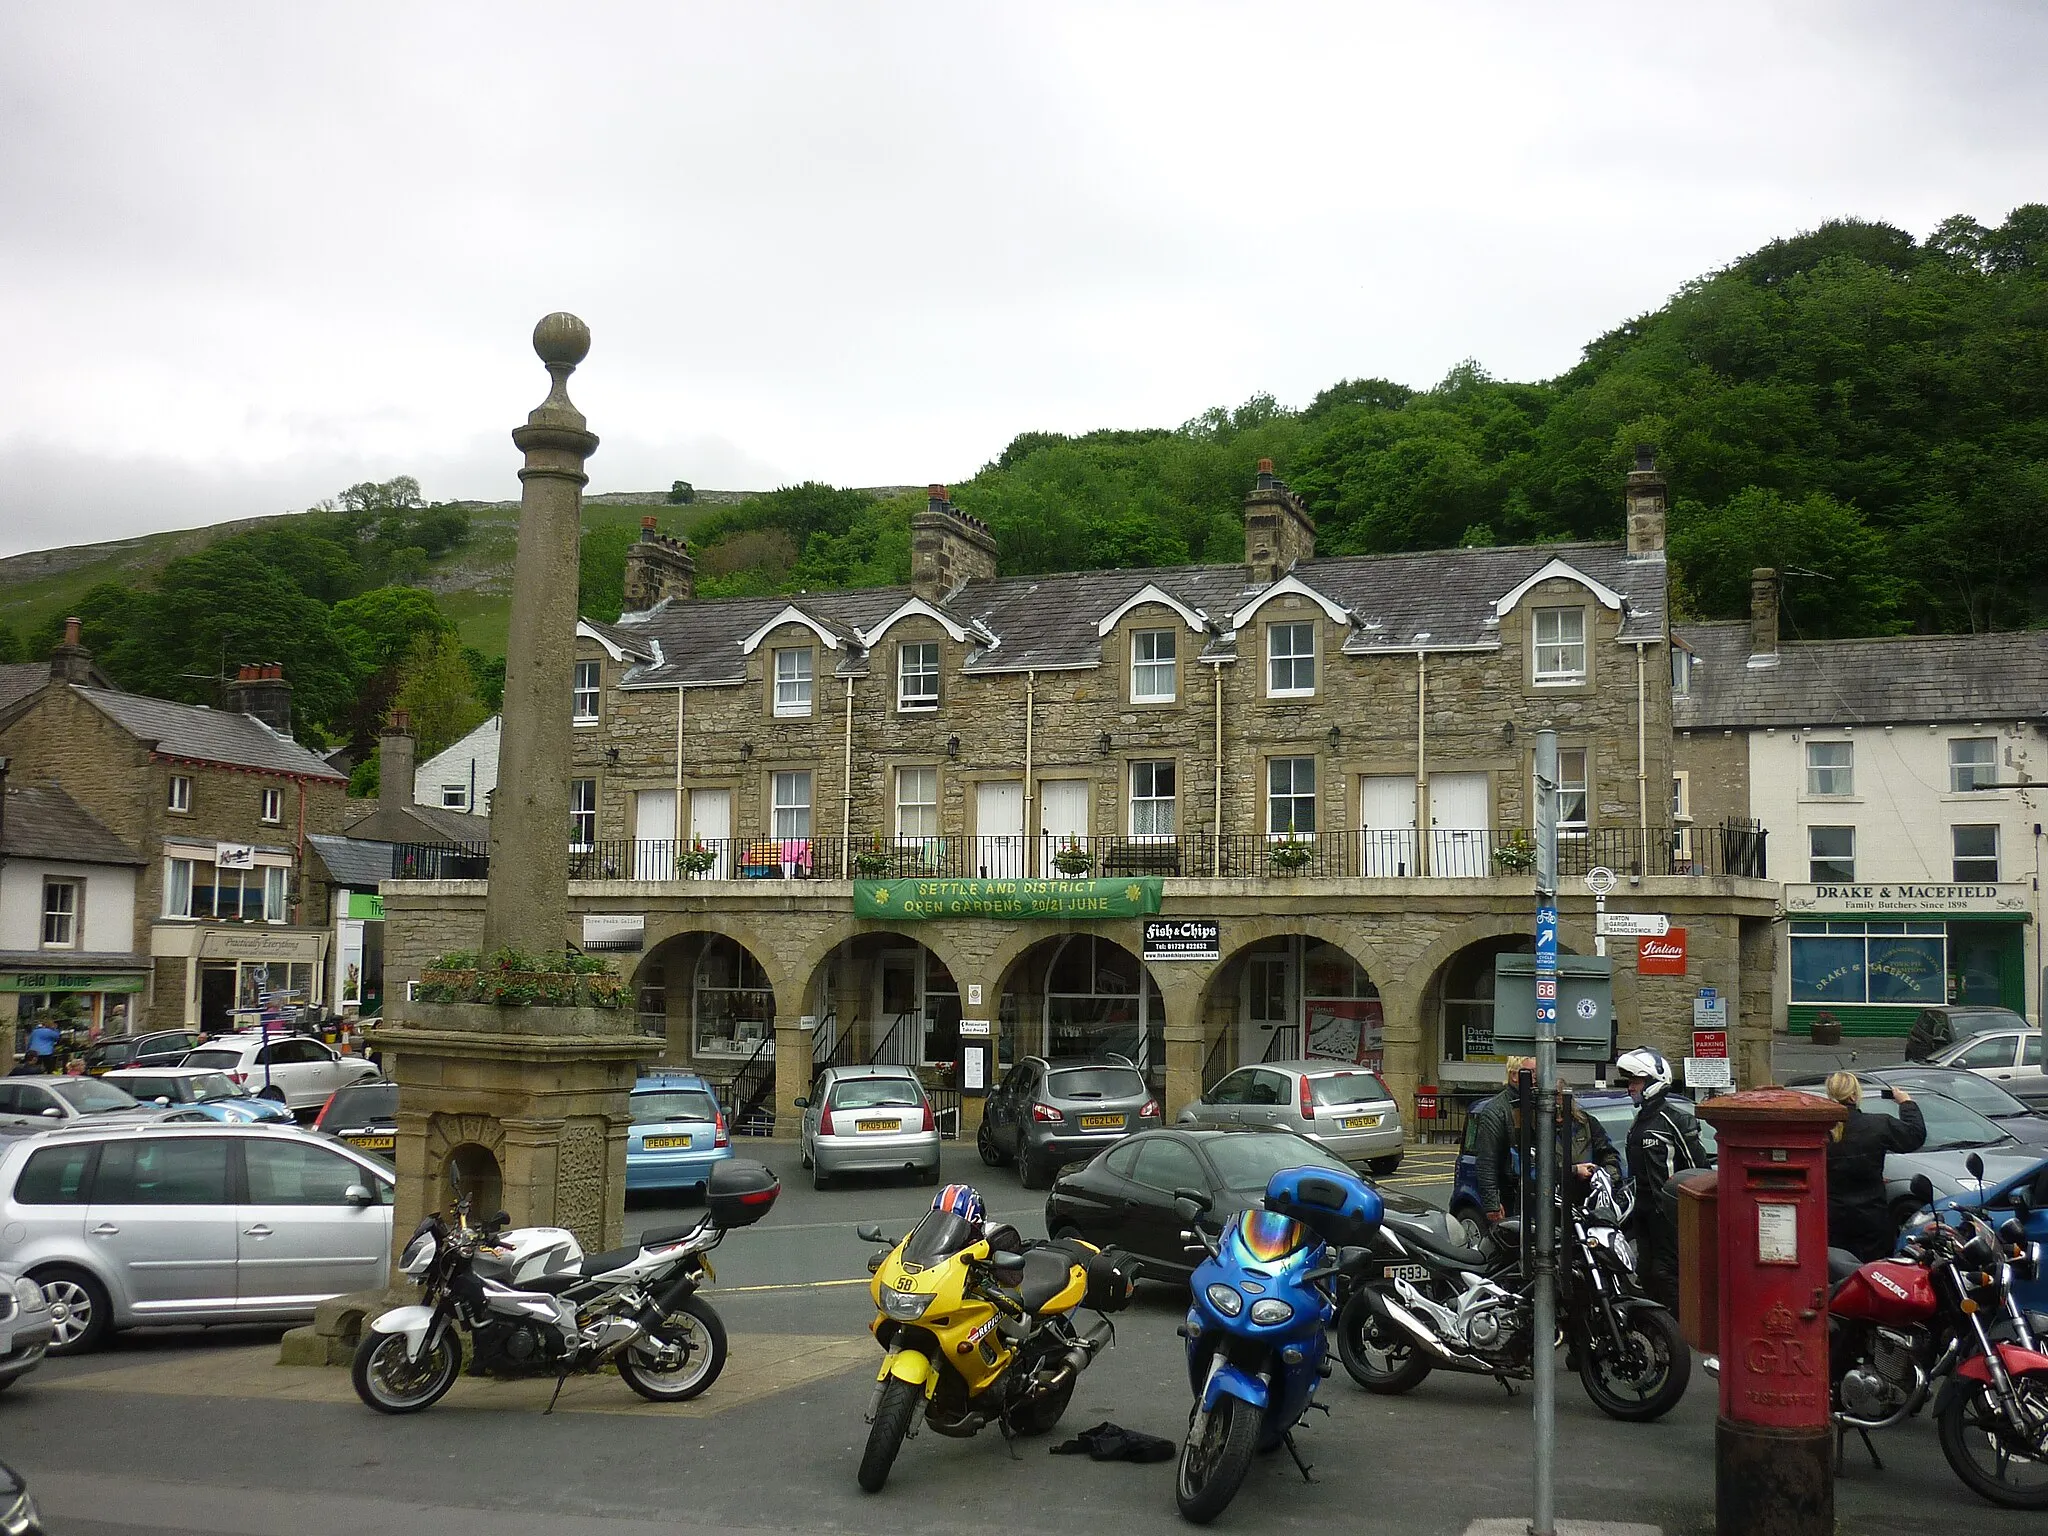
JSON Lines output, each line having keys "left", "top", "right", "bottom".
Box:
{"left": 73, "top": 686, "right": 346, "bottom": 780}
{"left": 340, "top": 800, "right": 490, "bottom": 848}
{"left": 1673, "top": 621, "right": 2048, "bottom": 729}
{"left": 1, "top": 785, "right": 144, "bottom": 865}
{"left": 599, "top": 541, "right": 1669, "bottom": 688}
{"left": 0, "top": 663, "right": 50, "bottom": 714}
{"left": 307, "top": 833, "right": 399, "bottom": 888}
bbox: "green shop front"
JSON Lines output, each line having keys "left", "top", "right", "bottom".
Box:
{"left": 2, "top": 955, "right": 151, "bottom": 1062}
{"left": 1783, "top": 882, "right": 2035, "bottom": 1037}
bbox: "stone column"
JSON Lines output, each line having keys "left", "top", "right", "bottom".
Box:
{"left": 774, "top": 1013, "right": 814, "bottom": 1137}
{"left": 485, "top": 313, "right": 600, "bottom": 958}
{"left": 1160, "top": 981, "right": 1205, "bottom": 1119}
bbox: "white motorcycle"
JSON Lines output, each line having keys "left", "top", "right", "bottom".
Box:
{"left": 351, "top": 1159, "right": 779, "bottom": 1413}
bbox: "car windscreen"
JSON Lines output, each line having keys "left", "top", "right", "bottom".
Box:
{"left": 1952, "top": 1011, "right": 2025, "bottom": 1036}
{"left": 1308, "top": 1071, "right": 1392, "bottom": 1107}
{"left": 50, "top": 1078, "right": 140, "bottom": 1114}
{"left": 105, "top": 1074, "right": 183, "bottom": 1102}
{"left": 631, "top": 1089, "right": 719, "bottom": 1124}
{"left": 1205, "top": 1132, "right": 1350, "bottom": 1192}
{"left": 1888, "top": 1072, "right": 2026, "bottom": 1119}
{"left": 1047, "top": 1067, "right": 1146, "bottom": 1101}
{"left": 329, "top": 1083, "right": 399, "bottom": 1121}
{"left": 830, "top": 1077, "right": 924, "bottom": 1111}
{"left": 901, "top": 1208, "right": 977, "bottom": 1266}
{"left": 1863, "top": 1090, "right": 2010, "bottom": 1151}
{"left": 187, "top": 1073, "right": 249, "bottom": 1103}
{"left": 182, "top": 1049, "right": 241, "bottom": 1069}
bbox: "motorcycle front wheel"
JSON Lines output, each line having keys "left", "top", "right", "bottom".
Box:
{"left": 351, "top": 1328, "right": 461, "bottom": 1415}
{"left": 617, "top": 1295, "right": 728, "bottom": 1402}
{"left": 1176, "top": 1394, "right": 1260, "bottom": 1525}
{"left": 1938, "top": 1367, "right": 2048, "bottom": 1508}
{"left": 858, "top": 1376, "right": 924, "bottom": 1493}
{"left": 1336, "top": 1291, "right": 1433, "bottom": 1395}
{"left": 1577, "top": 1305, "right": 1690, "bottom": 1422}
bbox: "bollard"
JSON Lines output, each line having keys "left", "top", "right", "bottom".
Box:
{"left": 1696, "top": 1088, "right": 1847, "bottom": 1536}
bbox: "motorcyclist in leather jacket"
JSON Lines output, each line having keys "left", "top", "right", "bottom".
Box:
{"left": 1472, "top": 1057, "right": 1622, "bottom": 1226}
{"left": 1617, "top": 1046, "right": 1711, "bottom": 1312}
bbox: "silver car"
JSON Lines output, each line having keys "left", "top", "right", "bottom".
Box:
{"left": 0, "top": 1075, "right": 164, "bottom": 1130}
{"left": 0, "top": 1263, "right": 52, "bottom": 1393}
{"left": 1178, "top": 1060, "right": 1405, "bottom": 1175}
{"left": 1, "top": 1122, "right": 394, "bottom": 1353}
{"left": 796, "top": 1066, "right": 941, "bottom": 1191}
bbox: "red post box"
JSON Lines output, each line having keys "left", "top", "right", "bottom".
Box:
{"left": 1414, "top": 1085, "right": 1438, "bottom": 1121}
{"left": 1696, "top": 1088, "right": 1847, "bottom": 1536}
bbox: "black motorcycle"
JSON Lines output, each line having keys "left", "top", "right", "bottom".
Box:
{"left": 1336, "top": 1169, "right": 1690, "bottom": 1422}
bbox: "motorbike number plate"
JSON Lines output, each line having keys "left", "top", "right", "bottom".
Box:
{"left": 1383, "top": 1264, "right": 1430, "bottom": 1284}
{"left": 1080, "top": 1114, "right": 1123, "bottom": 1130}
{"left": 858, "top": 1119, "right": 902, "bottom": 1133}
{"left": 1342, "top": 1116, "right": 1381, "bottom": 1130}
{"left": 642, "top": 1135, "right": 690, "bottom": 1150}
{"left": 346, "top": 1134, "right": 395, "bottom": 1151}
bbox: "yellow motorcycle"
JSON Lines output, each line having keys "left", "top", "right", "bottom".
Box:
{"left": 854, "top": 1197, "right": 1133, "bottom": 1492}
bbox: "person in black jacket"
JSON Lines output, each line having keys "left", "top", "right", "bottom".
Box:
{"left": 1825, "top": 1070, "right": 1928, "bottom": 1262}
{"left": 1471, "top": 1057, "right": 1622, "bottom": 1225}
{"left": 1616, "top": 1046, "right": 1711, "bottom": 1312}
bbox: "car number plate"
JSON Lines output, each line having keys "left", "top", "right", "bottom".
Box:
{"left": 345, "top": 1133, "right": 395, "bottom": 1151}
{"left": 1080, "top": 1114, "right": 1123, "bottom": 1130}
{"left": 1383, "top": 1263, "right": 1430, "bottom": 1284}
{"left": 859, "top": 1119, "right": 901, "bottom": 1133}
{"left": 1342, "top": 1115, "right": 1382, "bottom": 1130}
{"left": 642, "top": 1135, "right": 690, "bottom": 1150}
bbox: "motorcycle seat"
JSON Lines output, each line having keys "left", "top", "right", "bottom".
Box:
{"left": 1393, "top": 1222, "right": 1490, "bottom": 1271}
{"left": 638, "top": 1222, "right": 700, "bottom": 1249}
{"left": 580, "top": 1244, "right": 642, "bottom": 1278}
{"left": 1003, "top": 1247, "right": 1079, "bottom": 1314}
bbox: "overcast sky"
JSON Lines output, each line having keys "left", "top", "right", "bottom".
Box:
{"left": 3, "top": 2, "right": 2046, "bottom": 559}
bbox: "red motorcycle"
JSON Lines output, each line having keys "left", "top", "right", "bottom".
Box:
{"left": 1831, "top": 1162, "right": 2048, "bottom": 1508}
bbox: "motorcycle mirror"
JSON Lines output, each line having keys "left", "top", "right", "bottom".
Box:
{"left": 855, "top": 1223, "right": 885, "bottom": 1244}
{"left": 1910, "top": 1173, "right": 1936, "bottom": 1206}
{"left": 1967, "top": 1152, "right": 1987, "bottom": 1183}
{"left": 1172, "top": 1187, "right": 1213, "bottom": 1224}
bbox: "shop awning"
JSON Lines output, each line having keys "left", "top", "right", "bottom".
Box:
{"left": 0, "top": 952, "right": 149, "bottom": 993}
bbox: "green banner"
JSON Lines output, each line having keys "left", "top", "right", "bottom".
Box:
{"left": 0, "top": 972, "right": 146, "bottom": 994}
{"left": 345, "top": 891, "right": 386, "bottom": 920}
{"left": 853, "top": 878, "right": 1164, "bottom": 922}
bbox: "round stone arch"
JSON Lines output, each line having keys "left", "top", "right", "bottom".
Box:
{"left": 1194, "top": 923, "right": 1393, "bottom": 1087}
{"left": 638, "top": 914, "right": 799, "bottom": 1010}
{"left": 788, "top": 922, "right": 977, "bottom": 1020}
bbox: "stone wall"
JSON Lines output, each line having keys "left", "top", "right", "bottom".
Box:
{"left": 1674, "top": 727, "right": 1751, "bottom": 838}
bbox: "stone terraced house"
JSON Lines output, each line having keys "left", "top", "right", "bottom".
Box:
{"left": 382, "top": 456, "right": 1778, "bottom": 1136}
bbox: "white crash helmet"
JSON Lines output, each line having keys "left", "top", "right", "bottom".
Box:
{"left": 1615, "top": 1046, "right": 1673, "bottom": 1098}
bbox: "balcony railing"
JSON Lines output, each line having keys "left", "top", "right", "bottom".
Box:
{"left": 388, "top": 824, "right": 1763, "bottom": 885}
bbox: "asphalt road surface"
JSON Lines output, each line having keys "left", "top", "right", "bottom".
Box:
{"left": 0, "top": 1138, "right": 2029, "bottom": 1536}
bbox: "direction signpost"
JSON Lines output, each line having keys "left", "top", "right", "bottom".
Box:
{"left": 1532, "top": 730, "right": 1561, "bottom": 1536}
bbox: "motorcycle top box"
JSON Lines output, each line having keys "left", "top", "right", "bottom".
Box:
{"left": 1263, "top": 1165, "right": 1382, "bottom": 1248}
{"left": 707, "top": 1160, "right": 780, "bottom": 1227}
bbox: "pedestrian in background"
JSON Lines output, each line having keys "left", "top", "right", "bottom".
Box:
{"left": 1825, "top": 1071, "right": 1926, "bottom": 1261}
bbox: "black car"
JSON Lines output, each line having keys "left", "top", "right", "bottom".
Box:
{"left": 314, "top": 1079, "right": 397, "bottom": 1160}
{"left": 1785, "top": 1065, "right": 2048, "bottom": 1150}
{"left": 1906, "top": 1005, "right": 2028, "bottom": 1063}
{"left": 1044, "top": 1126, "right": 1370, "bottom": 1280}
{"left": 83, "top": 1030, "right": 202, "bottom": 1075}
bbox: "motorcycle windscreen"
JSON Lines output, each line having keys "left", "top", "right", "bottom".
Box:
{"left": 1230, "top": 1209, "right": 1313, "bottom": 1266}
{"left": 902, "top": 1209, "right": 980, "bottom": 1267}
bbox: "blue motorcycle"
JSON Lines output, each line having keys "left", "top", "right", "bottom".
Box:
{"left": 1173, "top": 1166, "right": 1382, "bottom": 1524}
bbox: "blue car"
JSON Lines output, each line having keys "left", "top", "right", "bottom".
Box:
{"left": 1449, "top": 1086, "right": 1715, "bottom": 1226}
{"left": 102, "top": 1067, "right": 296, "bottom": 1123}
{"left": 626, "top": 1073, "right": 732, "bottom": 1194}
{"left": 1926, "top": 1158, "right": 2048, "bottom": 1313}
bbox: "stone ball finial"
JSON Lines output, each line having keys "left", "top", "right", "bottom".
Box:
{"left": 533, "top": 312, "right": 591, "bottom": 370}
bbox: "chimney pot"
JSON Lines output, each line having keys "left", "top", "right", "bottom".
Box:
{"left": 63, "top": 616, "right": 81, "bottom": 647}
{"left": 1257, "top": 459, "right": 1274, "bottom": 474}
{"left": 640, "top": 515, "right": 658, "bottom": 534}
{"left": 390, "top": 709, "right": 412, "bottom": 735}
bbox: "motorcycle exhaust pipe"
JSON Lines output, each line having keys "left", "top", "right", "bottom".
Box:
{"left": 1378, "top": 1293, "right": 1467, "bottom": 1367}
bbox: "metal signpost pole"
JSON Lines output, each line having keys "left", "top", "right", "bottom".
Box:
{"left": 1531, "top": 730, "right": 1560, "bottom": 1536}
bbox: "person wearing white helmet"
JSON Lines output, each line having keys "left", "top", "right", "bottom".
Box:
{"left": 1616, "top": 1046, "right": 1710, "bottom": 1312}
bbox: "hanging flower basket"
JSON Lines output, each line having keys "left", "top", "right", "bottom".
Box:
{"left": 1052, "top": 843, "right": 1094, "bottom": 877}
{"left": 675, "top": 844, "right": 718, "bottom": 877}
{"left": 1268, "top": 839, "right": 1316, "bottom": 872}
{"left": 1494, "top": 833, "right": 1538, "bottom": 873}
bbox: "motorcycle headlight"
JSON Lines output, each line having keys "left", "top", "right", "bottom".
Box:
{"left": 1205, "top": 1283, "right": 1244, "bottom": 1317}
{"left": 2, "top": 1484, "right": 38, "bottom": 1536}
{"left": 882, "top": 1287, "right": 933, "bottom": 1321}
{"left": 1248, "top": 1298, "right": 1294, "bottom": 1326}
{"left": 399, "top": 1232, "right": 438, "bottom": 1277}
{"left": 13, "top": 1278, "right": 41, "bottom": 1313}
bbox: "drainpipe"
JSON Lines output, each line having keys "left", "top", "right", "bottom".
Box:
{"left": 1213, "top": 662, "right": 1225, "bottom": 878}
{"left": 841, "top": 675, "right": 855, "bottom": 876}
{"left": 1634, "top": 642, "right": 1650, "bottom": 850}
{"left": 672, "top": 685, "right": 685, "bottom": 867}
{"left": 1024, "top": 670, "right": 1036, "bottom": 876}
{"left": 1415, "top": 650, "right": 1428, "bottom": 876}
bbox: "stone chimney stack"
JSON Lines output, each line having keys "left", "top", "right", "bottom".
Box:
{"left": 380, "top": 709, "right": 416, "bottom": 809}
{"left": 49, "top": 616, "right": 95, "bottom": 685}
{"left": 909, "top": 484, "right": 998, "bottom": 604}
{"left": 1243, "top": 459, "right": 1316, "bottom": 585}
{"left": 621, "top": 516, "right": 695, "bottom": 611}
{"left": 1625, "top": 444, "right": 1668, "bottom": 556}
{"left": 1748, "top": 568, "right": 1780, "bottom": 669}
{"left": 221, "top": 662, "right": 294, "bottom": 737}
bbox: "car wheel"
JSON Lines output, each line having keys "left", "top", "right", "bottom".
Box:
{"left": 34, "top": 1266, "right": 112, "bottom": 1355}
{"left": 799, "top": 1138, "right": 812, "bottom": 1170}
{"left": 918, "top": 1158, "right": 941, "bottom": 1185}
{"left": 259, "top": 1086, "right": 286, "bottom": 1104}
{"left": 1018, "top": 1154, "right": 1051, "bottom": 1192}
{"left": 812, "top": 1161, "right": 832, "bottom": 1192}
{"left": 1369, "top": 1154, "right": 1403, "bottom": 1177}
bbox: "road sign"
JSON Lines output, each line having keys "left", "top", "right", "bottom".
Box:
{"left": 1685, "top": 1056, "right": 1734, "bottom": 1091}
{"left": 1597, "top": 912, "right": 1671, "bottom": 938}
{"left": 1693, "top": 1028, "right": 1728, "bottom": 1058}
{"left": 1583, "top": 866, "right": 1618, "bottom": 897}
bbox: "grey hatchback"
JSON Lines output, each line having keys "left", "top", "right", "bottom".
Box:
{"left": 1177, "top": 1060, "right": 1404, "bottom": 1175}
{"left": 977, "top": 1057, "right": 1161, "bottom": 1189}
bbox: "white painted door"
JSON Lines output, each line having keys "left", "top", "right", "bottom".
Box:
{"left": 1428, "top": 772, "right": 1491, "bottom": 877}
{"left": 1039, "top": 780, "right": 1089, "bottom": 870}
{"left": 688, "top": 788, "right": 731, "bottom": 878}
{"left": 634, "top": 790, "right": 677, "bottom": 880}
{"left": 1359, "top": 775, "right": 1419, "bottom": 878}
{"left": 977, "top": 780, "right": 1025, "bottom": 877}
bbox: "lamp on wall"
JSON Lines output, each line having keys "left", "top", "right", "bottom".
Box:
{"left": 1501, "top": 721, "right": 1516, "bottom": 746}
{"left": 740, "top": 742, "right": 753, "bottom": 762}
{"left": 604, "top": 746, "right": 620, "bottom": 767}
{"left": 1327, "top": 724, "right": 1341, "bottom": 750}
{"left": 947, "top": 736, "right": 960, "bottom": 760}
{"left": 1098, "top": 731, "right": 1113, "bottom": 756}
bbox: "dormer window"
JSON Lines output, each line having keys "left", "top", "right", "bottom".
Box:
{"left": 1132, "top": 629, "right": 1176, "bottom": 703}
{"left": 573, "top": 660, "right": 601, "bottom": 722}
{"left": 1532, "top": 607, "right": 1586, "bottom": 683}
{"left": 898, "top": 642, "right": 939, "bottom": 712}
{"left": 1266, "top": 623, "right": 1316, "bottom": 697}
{"left": 1671, "top": 647, "right": 1692, "bottom": 696}
{"left": 773, "top": 647, "right": 814, "bottom": 718}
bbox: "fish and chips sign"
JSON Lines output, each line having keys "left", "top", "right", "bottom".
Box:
{"left": 853, "top": 878, "right": 1164, "bottom": 922}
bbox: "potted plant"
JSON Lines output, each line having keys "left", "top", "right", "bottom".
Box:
{"left": 1052, "top": 840, "right": 1093, "bottom": 877}
{"left": 1809, "top": 1010, "right": 1842, "bottom": 1045}
{"left": 1268, "top": 838, "right": 1316, "bottom": 873}
{"left": 675, "top": 842, "right": 718, "bottom": 877}
{"left": 418, "top": 948, "right": 624, "bottom": 1010}
{"left": 853, "top": 839, "right": 893, "bottom": 878}
{"left": 1494, "top": 832, "right": 1538, "bottom": 873}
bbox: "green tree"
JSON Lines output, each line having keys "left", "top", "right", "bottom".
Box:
{"left": 668, "top": 480, "right": 696, "bottom": 505}
{"left": 390, "top": 632, "right": 488, "bottom": 760}
{"left": 1669, "top": 487, "right": 1905, "bottom": 638}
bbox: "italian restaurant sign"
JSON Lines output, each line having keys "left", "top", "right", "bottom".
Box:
{"left": 1784, "top": 882, "right": 2029, "bottom": 917}
{"left": 853, "top": 878, "right": 1164, "bottom": 922}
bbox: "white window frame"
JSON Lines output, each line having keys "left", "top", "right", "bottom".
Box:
{"left": 898, "top": 642, "right": 940, "bottom": 712}
{"left": 573, "top": 660, "right": 601, "bottom": 723}
{"left": 41, "top": 880, "right": 78, "bottom": 948}
{"left": 1670, "top": 647, "right": 1691, "bottom": 697}
{"left": 772, "top": 646, "right": 815, "bottom": 718}
{"left": 1950, "top": 736, "right": 1997, "bottom": 793}
{"left": 1532, "top": 606, "right": 1587, "bottom": 683}
{"left": 1558, "top": 748, "right": 1588, "bottom": 832}
{"left": 771, "top": 770, "right": 813, "bottom": 839}
{"left": 569, "top": 778, "right": 597, "bottom": 850}
{"left": 259, "top": 787, "right": 283, "bottom": 825}
{"left": 263, "top": 864, "right": 287, "bottom": 923}
{"left": 1806, "top": 740, "right": 1853, "bottom": 798}
{"left": 1266, "top": 622, "right": 1316, "bottom": 698}
{"left": 895, "top": 767, "right": 939, "bottom": 839}
{"left": 440, "top": 784, "right": 468, "bottom": 810}
{"left": 165, "top": 857, "right": 195, "bottom": 918}
{"left": 1672, "top": 770, "right": 1693, "bottom": 862}
{"left": 1129, "top": 760, "right": 1176, "bottom": 840}
{"left": 1952, "top": 824, "right": 2000, "bottom": 882}
{"left": 1809, "top": 825, "right": 1855, "bottom": 883}
{"left": 1267, "top": 756, "right": 1316, "bottom": 837}
{"left": 167, "top": 775, "right": 191, "bottom": 814}
{"left": 1131, "top": 629, "right": 1177, "bottom": 703}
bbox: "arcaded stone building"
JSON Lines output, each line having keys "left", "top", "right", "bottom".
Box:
{"left": 381, "top": 455, "right": 1776, "bottom": 1134}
